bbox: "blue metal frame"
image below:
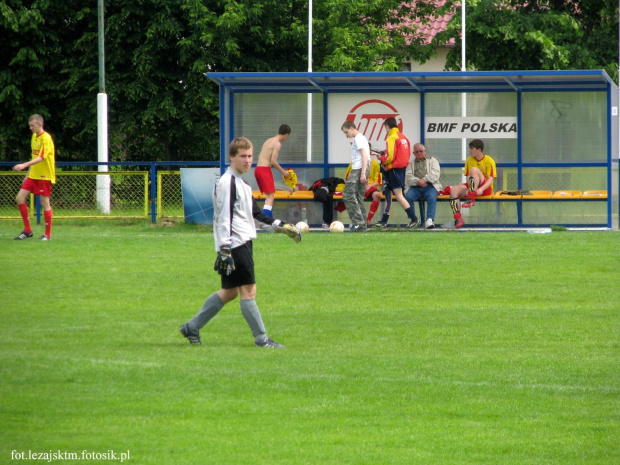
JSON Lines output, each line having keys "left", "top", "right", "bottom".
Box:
{"left": 208, "top": 70, "right": 618, "bottom": 229}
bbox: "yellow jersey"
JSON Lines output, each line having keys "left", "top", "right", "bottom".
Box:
{"left": 29, "top": 131, "right": 56, "bottom": 184}
{"left": 345, "top": 159, "right": 382, "bottom": 186}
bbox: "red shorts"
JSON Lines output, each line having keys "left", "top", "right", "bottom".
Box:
{"left": 461, "top": 182, "right": 492, "bottom": 197}
{"left": 365, "top": 187, "right": 379, "bottom": 200}
{"left": 21, "top": 178, "right": 52, "bottom": 197}
{"left": 254, "top": 166, "right": 275, "bottom": 194}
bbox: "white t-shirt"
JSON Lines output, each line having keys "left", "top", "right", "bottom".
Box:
{"left": 350, "top": 133, "right": 369, "bottom": 170}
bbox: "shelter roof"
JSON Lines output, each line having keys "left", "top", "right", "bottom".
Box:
{"left": 207, "top": 70, "right": 615, "bottom": 94}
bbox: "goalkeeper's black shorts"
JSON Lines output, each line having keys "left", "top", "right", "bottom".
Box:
{"left": 221, "top": 240, "right": 256, "bottom": 289}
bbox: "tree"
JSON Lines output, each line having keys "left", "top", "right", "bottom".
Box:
{"left": 434, "top": 0, "right": 619, "bottom": 83}
{"left": 0, "top": 0, "right": 451, "bottom": 162}
{"left": 0, "top": 0, "right": 81, "bottom": 160}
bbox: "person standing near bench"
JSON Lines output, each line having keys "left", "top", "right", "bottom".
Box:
{"left": 341, "top": 121, "right": 369, "bottom": 232}
{"left": 374, "top": 117, "right": 419, "bottom": 229}
{"left": 440, "top": 139, "right": 496, "bottom": 229}
{"left": 180, "top": 136, "right": 301, "bottom": 348}
{"left": 12, "top": 114, "right": 55, "bottom": 241}
{"left": 254, "top": 124, "right": 292, "bottom": 217}
{"left": 344, "top": 156, "right": 383, "bottom": 227}
{"left": 404, "top": 143, "right": 442, "bottom": 229}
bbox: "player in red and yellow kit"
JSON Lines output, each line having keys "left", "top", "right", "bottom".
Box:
{"left": 12, "top": 114, "right": 56, "bottom": 240}
{"left": 373, "top": 117, "right": 420, "bottom": 228}
{"left": 440, "top": 139, "right": 496, "bottom": 229}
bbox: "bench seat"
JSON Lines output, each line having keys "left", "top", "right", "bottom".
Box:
{"left": 252, "top": 189, "right": 607, "bottom": 201}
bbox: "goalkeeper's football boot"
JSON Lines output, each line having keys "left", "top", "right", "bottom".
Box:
{"left": 39, "top": 235, "right": 51, "bottom": 241}
{"left": 14, "top": 231, "right": 33, "bottom": 240}
{"left": 180, "top": 324, "right": 201, "bottom": 345}
{"left": 278, "top": 223, "right": 302, "bottom": 242}
{"left": 255, "top": 337, "right": 286, "bottom": 348}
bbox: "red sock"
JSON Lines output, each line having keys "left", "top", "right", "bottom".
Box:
{"left": 454, "top": 212, "right": 462, "bottom": 220}
{"left": 44, "top": 209, "right": 53, "bottom": 238}
{"left": 18, "top": 203, "right": 32, "bottom": 233}
{"left": 367, "top": 200, "right": 380, "bottom": 223}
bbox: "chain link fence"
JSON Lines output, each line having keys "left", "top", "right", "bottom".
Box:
{"left": 157, "top": 171, "right": 183, "bottom": 219}
{"left": 0, "top": 171, "right": 149, "bottom": 219}
{"left": 0, "top": 162, "right": 217, "bottom": 221}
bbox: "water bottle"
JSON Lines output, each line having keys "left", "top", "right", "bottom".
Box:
{"left": 300, "top": 203, "right": 307, "bottom": 223}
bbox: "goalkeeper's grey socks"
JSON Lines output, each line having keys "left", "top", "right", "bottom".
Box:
{"left": 240, "top": 298, "right": 267, "bottom": 342}
{"left": 188, "top": 293, "right": 225, "bottom": 331}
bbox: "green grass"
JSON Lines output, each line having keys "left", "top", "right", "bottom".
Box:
{"left": 1, "top": 220, "right": 618, "bottom": 464}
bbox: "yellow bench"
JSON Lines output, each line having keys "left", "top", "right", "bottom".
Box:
{"left": 253, "top": 190, "right": 608, "bottom": 201}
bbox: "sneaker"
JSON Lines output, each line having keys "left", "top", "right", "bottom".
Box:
{"left": 455, "top": 218, "right": 465, "bottom": 229}
{"left": 373, "top": 221, "right": 388, "bottom": 229}
{"left": 425, "top": 218, "right": 435, "bottom": 229}
{"left": 14, "top": 231, "right": 33, "bottom": 240}
{"left": 321, "top": 223, "right": 330, "bottom": 229}
{"left": 406, "top": 218, "right": 420, "bottom": 229}
{"left": 39, "top": 235, "right": 51, "bottom": 241}
{"left": 255, "top": 337, "right": 286, "bottom": 348}
{"left": 461, "top": 199, "right": 475, "bottom": 208}
{"left": 180, "top": 324, "right": 201, "bottom": 345}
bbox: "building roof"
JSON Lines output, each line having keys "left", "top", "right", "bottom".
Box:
{"left": 405, "top": 0, "right": 456, "bottom": 45}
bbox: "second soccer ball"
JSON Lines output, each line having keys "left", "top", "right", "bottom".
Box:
{"left": 296, "top": 221, "right": 310, "bottom": 233}
{"left": 329, "top": 221, "right": 345, "bottom": 233}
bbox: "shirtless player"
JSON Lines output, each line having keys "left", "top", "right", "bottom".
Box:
{"left": 254, "top": 124, "right": 291, "bottom": 217}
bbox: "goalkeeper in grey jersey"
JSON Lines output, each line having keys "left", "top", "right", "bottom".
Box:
{"left": 180, "top": 137, "right": 301, "bottom": 348}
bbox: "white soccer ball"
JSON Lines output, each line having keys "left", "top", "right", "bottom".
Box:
{"left": 296, "top": 221, "right": 310, "bottom": 233}
{"left": 329, "top": 221, "right": 345, "bottom": 233}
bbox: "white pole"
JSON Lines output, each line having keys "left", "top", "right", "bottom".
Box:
{"left": 97, "top": 93, "right": 110, "bottom": 214}
{"left": 307, "top": 0, "right": 313, "bottom": 162}
{"left": 97, "top": 0, "right": 110, "bottom": 214}
{"left": 461, "top": 0, "right": 466, "bottom": 73}
{"left": 461, "top": 0, "right": 467, "bottom": 165}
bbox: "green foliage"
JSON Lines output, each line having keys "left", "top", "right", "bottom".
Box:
{"left": 1, "top": 0, "right": 617, "bottom": 163}
{"left": 1, "top": 0, "right": 446, "bottom": 163}
{"left": 435, "top": 0, "right": 619, "bottom": 83}
{"left": 1, "top": 222, "right": 619, "bottom": 464}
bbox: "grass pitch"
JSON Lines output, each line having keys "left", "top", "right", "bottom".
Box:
{"left": 0, "top": 220, "right": 618, "bottom": 464}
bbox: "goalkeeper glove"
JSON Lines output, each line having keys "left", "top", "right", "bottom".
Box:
{"left": 275, "top": 223, "right": 302, "bottom": 243}
{"left": 214, "top": 246, "right": 235, "bottom": 275}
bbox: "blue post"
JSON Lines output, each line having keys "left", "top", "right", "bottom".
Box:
{"left": 150, "top": 162, "right": 157, "bottom": 223}
{"left": 35, "top": 195, "right": 41, "bottom": 225}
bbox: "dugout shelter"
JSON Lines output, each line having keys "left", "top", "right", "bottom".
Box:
{"left": 207, "top": 71, "right": 619, "bottom": 229}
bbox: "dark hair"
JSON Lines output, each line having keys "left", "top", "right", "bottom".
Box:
{"left": 383, "top": 117, "right": 398, "bottom": 129}
{"left": 469, "top": 139, "right": 484, "bottom": 151}
{"left": 278, "top": 124, "right": 291, "bottom": 135}
{"left": 341, "top": 121, "right": 356, "bottom": 130}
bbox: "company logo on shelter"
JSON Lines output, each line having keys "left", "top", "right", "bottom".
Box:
{"left": 345, "top": 99, "right": 403, "bottom": 142}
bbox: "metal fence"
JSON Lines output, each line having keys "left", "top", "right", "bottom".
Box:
{"left": 0, "top": 162, "right": 217, "bottom": 223}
